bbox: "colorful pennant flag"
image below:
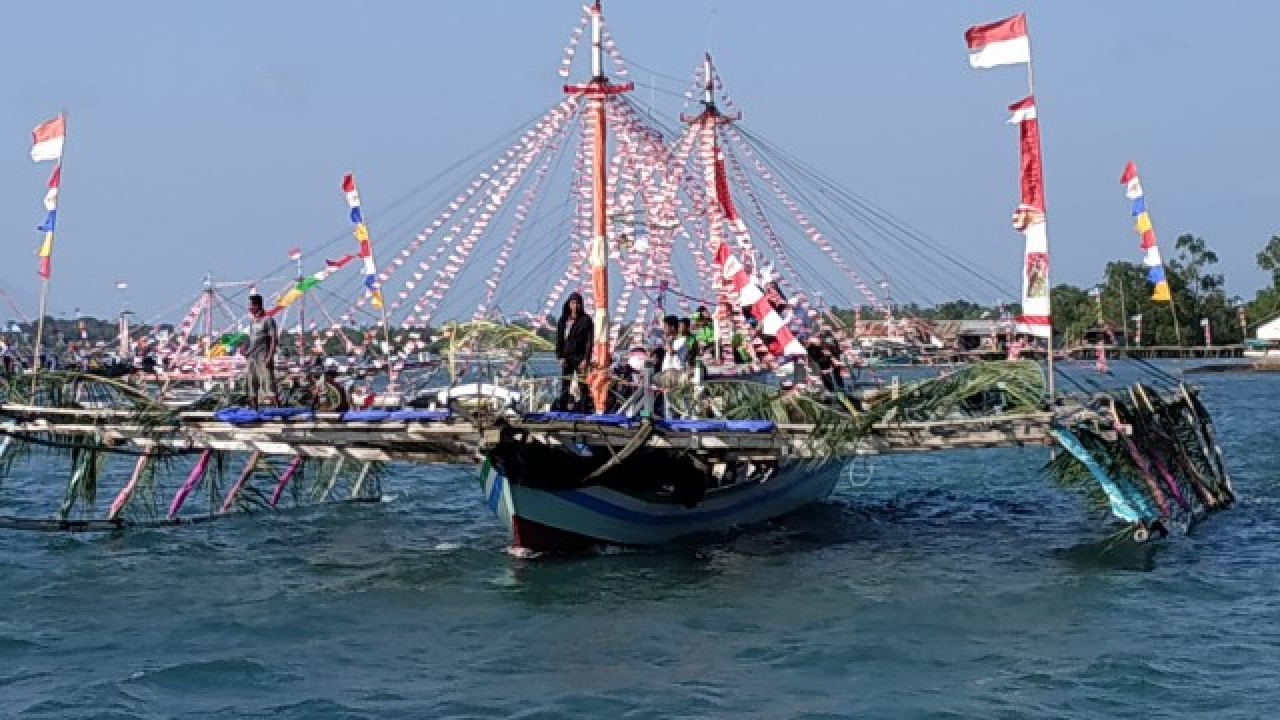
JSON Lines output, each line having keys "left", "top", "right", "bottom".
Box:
{"left": 265, "top": 254, "right": 356, "bottom": 318}
{"left": 1120, "top": 162, "right": 1171, "bottom": 302}
{"left": 342, "top": 173, "right": 383, "bottom": 308}
{"left": 964, "top": 14, "right": 1030, "bottom": 69}
{"left": 31, "top": 115, "right": 65, "bottom": 163}
{"left": 36, "top": 162, "right": 61, "bottom": 279}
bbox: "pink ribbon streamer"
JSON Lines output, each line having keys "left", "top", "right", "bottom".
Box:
{"left": 269, "top": 455, "right": 305, "bottom": 508}
{"left": 167, "top": 449, "right": 213, "bottom": 519}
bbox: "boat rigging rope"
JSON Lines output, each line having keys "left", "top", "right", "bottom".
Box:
{"left": 581, "top": 418, "right": 654, "bottom": 482}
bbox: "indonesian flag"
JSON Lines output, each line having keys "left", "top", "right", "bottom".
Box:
{"left": 288, "top": 247, "right": 302, "bottom": 261}
{"left": 31, "top": 115, "right": 66, "bottom": 162}
{"left": 964, "top": 14, "right": 1031, "bottom": 69}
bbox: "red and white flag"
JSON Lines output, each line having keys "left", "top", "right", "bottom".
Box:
{"left": 1007, "top": 96, "right": 1037, "bottom": 124}
{"left": 288, "top": 247, "right": 302, "bottom": 261}
{"left": 964, "top": 14, "right": 1030, "bottom": 69}
{"left": 1120, "top": 161, "right": 1144, "bottom": 199}
{"left": 31, "top": 115, "right": 65, "bottom": 162}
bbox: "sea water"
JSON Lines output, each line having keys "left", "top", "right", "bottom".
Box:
{"left": 1, "top": 369, "right": 1277, "bottom": 718}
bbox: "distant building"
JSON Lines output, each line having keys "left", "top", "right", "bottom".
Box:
{"left": 932, "top": 319, "right": 1009, "bottom": 351}
{"left": 1256, "top": 317, "right": 1280, "bottom": 341}
{"left": 1246, "top": 317, "right": 1280, "bottom": 358}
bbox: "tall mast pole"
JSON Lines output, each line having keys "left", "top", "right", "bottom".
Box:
{"left": 296, "top": 253, "right": 307, "bottom": 360}
{"left": 30, "top": 112, "right": 67, "bottom": 399}
{"left": 203, "top": 272, "right": 214, "bottom": 355}
{"left": 683, "top": 52, "right": 740, "bottom": 365}
{"left": 1025, "top": 36, "right": 1055, "bottom": 398}
{"left": 565, "top": 1, "right": 631, "bottom": 412}
{"left": 30, "top": 276, "right": 50, "bottom": 397}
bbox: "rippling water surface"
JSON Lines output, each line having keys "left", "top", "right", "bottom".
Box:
{"left": 1, "top": 370, "right": 1277, "bottom": 719}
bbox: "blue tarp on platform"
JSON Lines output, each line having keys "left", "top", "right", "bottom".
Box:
{"left": 388, "top": 409, "right": 451, "bottom": 422}
{"left": 723, "top": 420, "right": 777, "bottom": 433}
{"left": 656, "top": 419, "right": 728, "bottom": 432}
{"left": 213, "top": 407, "right": 314, "bottom": 425}
{"left": 521, "top": 412, "right": 635, "bottom": 428}
{"left": 340, "top": 410, "right": 392, "bottom": 422}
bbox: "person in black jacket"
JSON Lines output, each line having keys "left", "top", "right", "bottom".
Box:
{"left": 555, "top": 292, "right": 594, "bottom": 411}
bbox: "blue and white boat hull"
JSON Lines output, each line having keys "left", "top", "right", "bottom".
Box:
{"left": 480, "top": 457, "right": 840, "bottom": 552}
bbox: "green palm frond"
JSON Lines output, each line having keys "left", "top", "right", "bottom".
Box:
{"left": 664, "top": 380, "right": 865, "bottom": 465}
{"left": 59, "top": 439, "right": 105, "bottom": 519}
{"left": 861, "top": 360, "right": 1045, "bottom": 426}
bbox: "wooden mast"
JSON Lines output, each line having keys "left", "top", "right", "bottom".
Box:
{"left": 564, "top": 1, "right": 631, "bottom": 412}
{"left": 684, "top": 53, "right": 741, "bottom": 365}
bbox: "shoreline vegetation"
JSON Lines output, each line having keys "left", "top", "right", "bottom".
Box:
{"left": 5, "top": 233, "right": 1276, "bottom": 360}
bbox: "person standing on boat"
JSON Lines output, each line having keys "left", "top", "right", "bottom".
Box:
{"left": 554, "top": 292, "right": 592, "bottom": 412}
{"left": 693, "top": 306, "right": 716, "bottom": 361}
{"left": 245, "top": 294, "right": 280, "bottom": 409}
{"left": 661, "top": 315, "right": 687, "bottom": 375}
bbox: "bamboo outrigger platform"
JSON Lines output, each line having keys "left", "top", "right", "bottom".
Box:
{"left": 0, "top": 358, "right": 1234, "bottom": 554}
{"left": 0, "top": 403, "right": 1061, "bottom": 464}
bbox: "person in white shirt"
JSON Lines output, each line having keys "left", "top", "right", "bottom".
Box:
{"left": 661, "top": 315, "right": 686, "bottom": 374}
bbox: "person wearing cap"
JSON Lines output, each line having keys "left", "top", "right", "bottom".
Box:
{"left": 245, "top": 294, "right": 280, "bottom": 409}
{"left": 312, "top": 361, "right": 350, "bottom": 412}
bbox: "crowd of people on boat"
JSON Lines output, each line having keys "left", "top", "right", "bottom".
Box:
{"left": 1, "top": 285, "right": 856, "bottom": 417}
{"left": 551, "top": 288, "right": 855, "bottom": 414}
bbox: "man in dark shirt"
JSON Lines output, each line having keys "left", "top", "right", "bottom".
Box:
{"left": 245, "top": 294, "right": 279, "bottom": 409}
{"left": 554, "top": 292, "right": 593, "bottom": 411}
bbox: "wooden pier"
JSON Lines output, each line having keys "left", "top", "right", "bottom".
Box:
{"left": 1062, "top": 344, "right": 1244, "bottom": 360}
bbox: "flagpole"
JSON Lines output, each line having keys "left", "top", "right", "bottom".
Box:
{"left": 1025, "top": 30, "right": 1055, "bottom": 399}
{"left": 344, "top": 175, "right": 397, "bottom": 399}
{"left": 377, "top": 278, "right": 395, "bottom": 397}
{"left": 361, "top": 228, "right": 396, "bottom": 397}
{"left": 296, "top": 252, "right": 306, "bottom": 360}
{"left": 1131, "top": 169, "right": 1185, "bottom": 366}
{"left": 30, "top": 110, "right": 66, "bottom": 402}
{"left": 30, "top": 271, "right": 50, "bottom": 399}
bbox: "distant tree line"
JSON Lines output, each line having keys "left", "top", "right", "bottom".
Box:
{"left": 7, "top": 232, "right": 1278, "bottom": 353}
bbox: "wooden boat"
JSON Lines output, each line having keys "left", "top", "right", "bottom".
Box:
{"left": 481, "top": 434, "right": 841, "bottom": 551}
{"left": 475, "top": 8, "right": 870, "bottom": 551}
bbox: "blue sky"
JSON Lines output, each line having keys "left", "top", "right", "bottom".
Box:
{"left": 0, "top": 1, "right": 1276, "bottom": 323}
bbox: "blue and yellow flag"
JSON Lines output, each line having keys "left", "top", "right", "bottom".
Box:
{"left": 1121, "top": 161, "right": 1170, "bottom": 302}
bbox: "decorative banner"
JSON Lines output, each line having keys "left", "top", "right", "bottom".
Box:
{"left": 714, "top": 241, "right": 805, "bottom": 357}
{"left": 726, "top": 126, "right": 889, "bottom": 315}
{"left": 1007, "top": 96, "right": 1052, "bottom": 338}
{"left": 342, "top": 173, "right": 383, "bottom": 309}
{"left": 266, "top": 254, "right": 356, "bottom": 318}
{"left": 1119, "top": 162, "right": 1172, "bottom": 302}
